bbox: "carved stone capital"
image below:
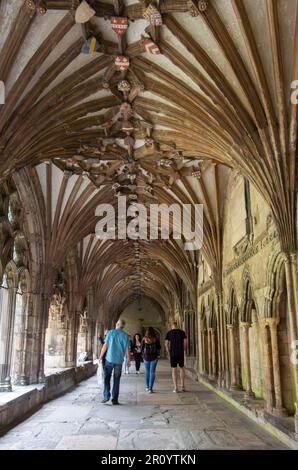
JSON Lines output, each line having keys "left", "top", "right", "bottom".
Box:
{"left": 259, "top": 318, "right": 269, "bottom": 329}
{"left": 267, "top": 317, "right": 280, "bottom": 330}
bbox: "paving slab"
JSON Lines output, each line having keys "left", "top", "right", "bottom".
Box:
{"left": 55, "top": 434, "right": 118, "bottom": 450}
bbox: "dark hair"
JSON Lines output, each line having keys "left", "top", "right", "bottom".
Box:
{"left": 133, "top": 333, "right": 141, "bottom": 346}
{"left": 144, "top": 327, "right": 156, "bottom": 342}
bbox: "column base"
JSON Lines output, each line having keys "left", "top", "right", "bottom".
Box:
{"left": 217, "top": 372, "right": 225, "bottom": 388}
{"left": 13, "top": 375, "right": 29, "bottom": 386}
{"left": 230, "top": 384, "right": 241, "bottom": 391}
{"left": 272, "top": 407, "right": 288, "bottom": 417}
{"left": 225, "top": 371, "right": 231, "bottom": 388}
{"left": 244, "top": 390, "right": 255, "bottom": 400}
{"left": 0, "top": 377, "right": 12, "bottom": 392}
{"left": 38, "top": 372, "right": 46, "bottom": 384}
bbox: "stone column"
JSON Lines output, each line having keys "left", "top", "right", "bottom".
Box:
{"left": 0, "top": 287, "right": 17, "bottom": 391}
{"left": 201, "top": 329, "right": 206, "bottom": 374}
{"left": 18, "top": 293, "right": 31, "bottom": 385}
{"left": 28, "top": 293, "right": 45, "bottom": 384}
{"left": 47, "top": 301, "right": 69, "bottom": 369}
{"left": 37, "top": 294, "right": 50, "bottom": 383}
{"left": 87, "top": 319, "right": 93, "bottom": 359}
{"left": 227, "top": 324, "right": 238, "bottom": 390}
{"left": 73, "top": 311, "right": 81, "bottom": 365}
{"left": 93, "top": 321, "right": 100, "bottom": 361}
{"left": 241, "top": 322, "right": 255, "bottom": 399}
{"left": 207, "top": 328, "right": 212, "bottom": 379}
{"left": 65, "top": 311, "right": 76, "bottom": 367}
{"left": 284, "top": 254, "right": 298, "bottom": 440}
{"left": 77, "top": 314, "right": 89, "bottom": 359}
{"left": 267, "top": 317, "right": 287, "bottom": 416}
{"left": 12, "top": 293, "right": 31, "bottom": 385}
{"left": 210, "top": 328, "right": 217, "bottom": 378}
{"left": 260, "top": 319, "right": 274, "bottom": 412}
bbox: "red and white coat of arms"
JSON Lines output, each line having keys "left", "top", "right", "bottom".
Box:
{"left": 143, "top": 5, "right": 162, "bottom": 26}
{"left": 111, "top": 17, "right": 129, "bottom": 36}
{"left": 114, "top": 56, "right": 130, "bottom": 71}
{"left": 142, "top": 38, "right": 161, "bottom": 55}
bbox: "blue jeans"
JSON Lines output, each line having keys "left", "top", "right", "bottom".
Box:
{"left": 144, "top": 359, "right": 158, "bottom": 390}
{"left": 103, "top": 361, "right": 122, "bottom": 402}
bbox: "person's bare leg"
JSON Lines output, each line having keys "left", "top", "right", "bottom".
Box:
{"left": 172, "top": 367, "right": 178, "bottom": 391}
{"left": 180, "top": 367, "right": 185, "bottom": 390}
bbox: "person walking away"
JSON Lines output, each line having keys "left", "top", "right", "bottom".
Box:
{"left": 165, "top": 322, "right": 187, "bottom": 393}
{"left": 133, "top": 333, "right": 142, "bottom": 374}
{"left": 123, "top": 335, "right": 133, "bottom": 374}
{"left": 99, "top": 319, "right": 130, "bottom": 405}
{"left": 141, "top": 327, "right": 161, "bottom": 393}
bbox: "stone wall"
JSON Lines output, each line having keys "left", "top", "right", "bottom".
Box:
{"left": 0, "top": 361, "right": 96, "bottom": 432}
{"left": 196, "top": 171, "right": 297, "bottom": 438}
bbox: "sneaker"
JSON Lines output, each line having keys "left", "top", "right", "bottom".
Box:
{"left": 101, "top": 399, "right": 109, "bottom": 403}
{"left": 146, "top": 387, "right": 149, "bottom": 391}
{"left": 173, "top": 388, "right": 178, "bottom": 393}
{"left": 181, "top": 387, "right": 186, "bottom": 392}
{"left": 111, "top": 400, "right": 119, "bottom": 405}
{"left": 148, "top": 389, "right": 153, "bottom": 394}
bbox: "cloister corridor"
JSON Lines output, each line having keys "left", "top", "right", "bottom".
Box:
{"left": 0, "top": 361, "right": 286, "bottom": 450}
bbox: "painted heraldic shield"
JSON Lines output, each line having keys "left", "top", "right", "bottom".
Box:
{"left": 111, "top": 17, "right": 129, "bottom": 36}
{"left": 143, "top": 5, "right": 163, "bottom": 26}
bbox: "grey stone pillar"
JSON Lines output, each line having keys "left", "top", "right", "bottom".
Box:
{"left": 0, "top": 287, "right": 17, "bottom": 391}
{"left": 241, "top": 322, "right": 255, "bottom": 399}
{"left": 37, "top": 294, "right": 50, "bottom": 383}
{"left": 12, "top": 292, "right": 31, "bottom": 385}
{"left": 267, "top": 318, "right": 287, "bottom": 416}
{"left": 227, "top": 324, "right": 238, "bottom": 390}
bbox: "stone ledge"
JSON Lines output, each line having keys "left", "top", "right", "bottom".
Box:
{"left": 195, "top": 373, "right": 298, "bottom": 450}
{"left": 0, "top": 361, "right": 97, "bottom": 432}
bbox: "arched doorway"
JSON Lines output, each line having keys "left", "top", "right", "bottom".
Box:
{"left": 119, "top": 297, "right": 166, "bottom": 356}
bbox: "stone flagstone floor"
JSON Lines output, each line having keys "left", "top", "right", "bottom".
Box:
{"left": 0, "top": 360, "right": 286, "bottom": 450}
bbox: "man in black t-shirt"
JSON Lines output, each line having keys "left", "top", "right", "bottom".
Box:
{"left": 165, "top": 322, "right": 187, "bottom": 393}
